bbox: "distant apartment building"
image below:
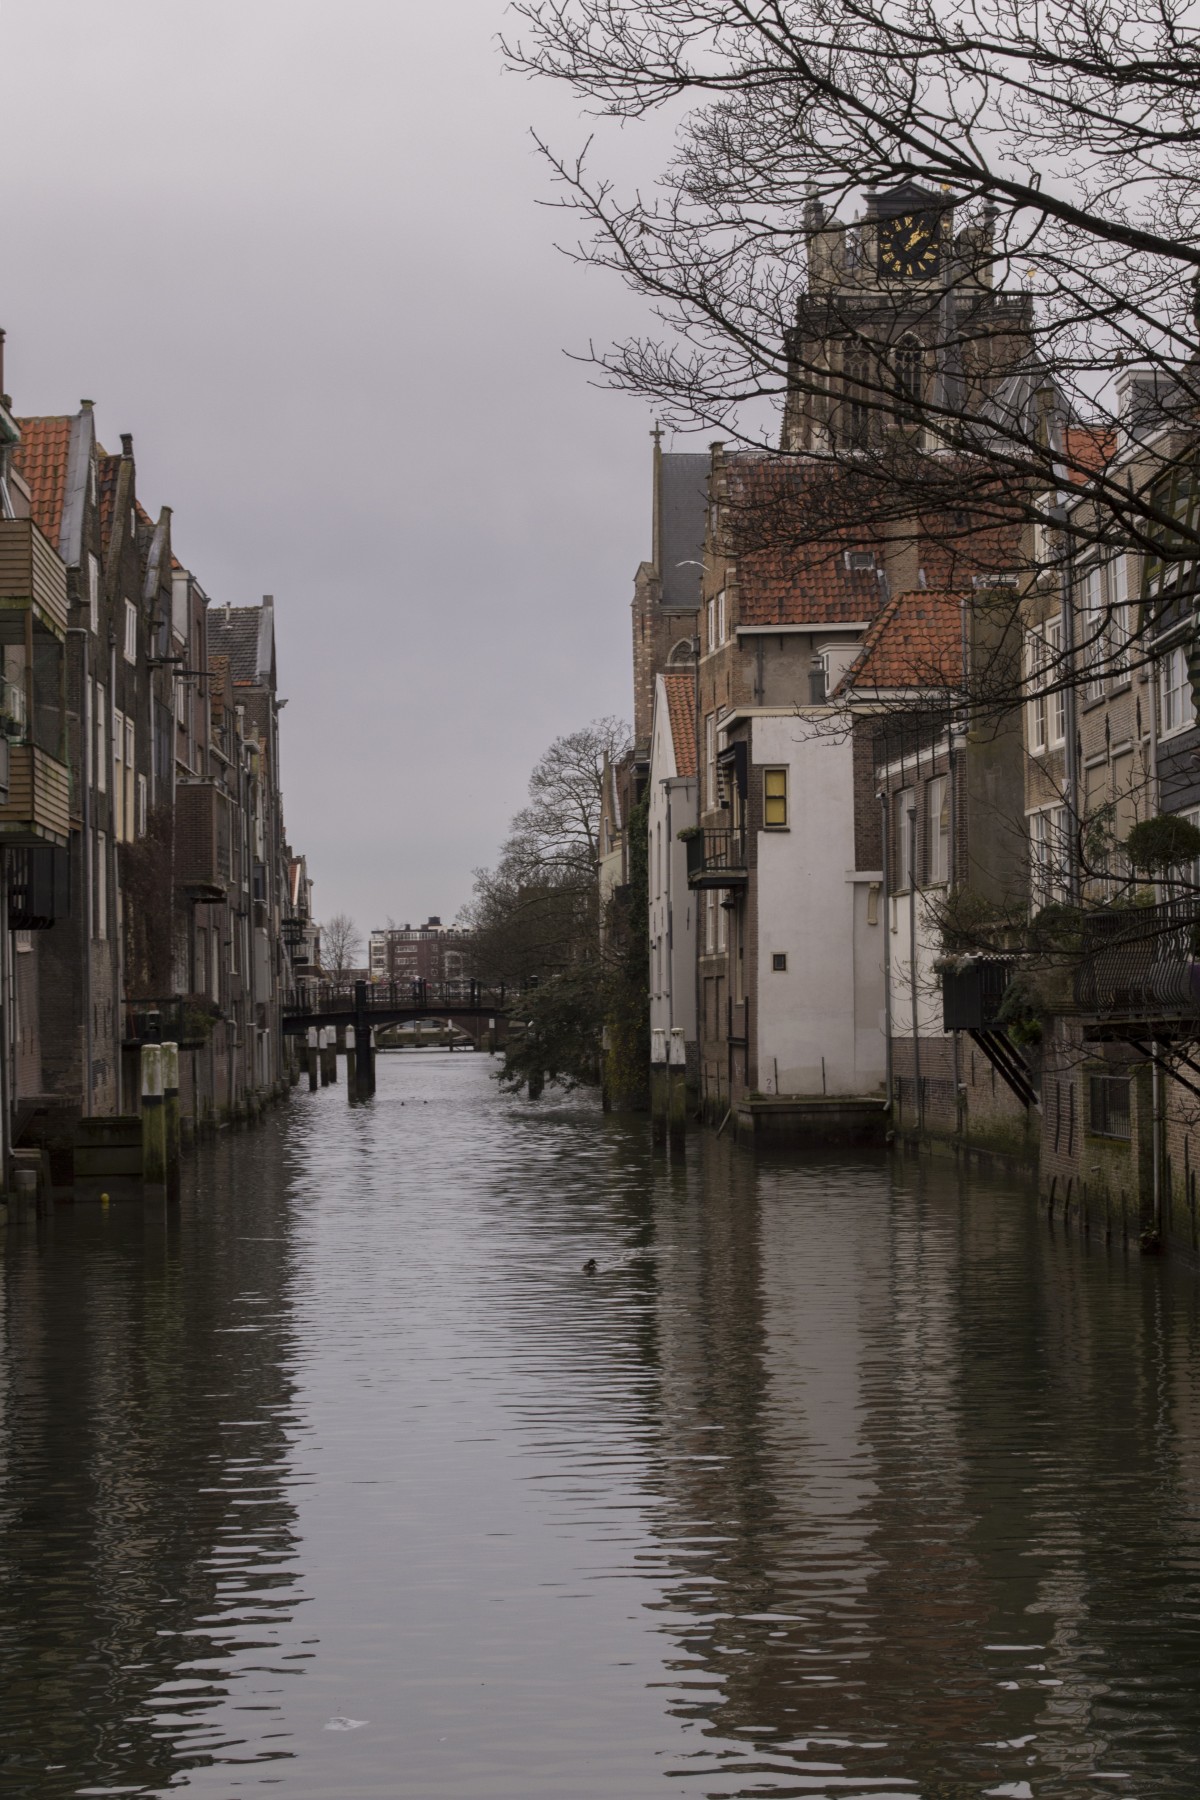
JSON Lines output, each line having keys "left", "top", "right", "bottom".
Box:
{"left": 369, "top": 917, "right": 469, "bottom": 985}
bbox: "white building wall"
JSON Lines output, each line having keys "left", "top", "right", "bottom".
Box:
{"left": 888, "top": 889, "right": 949, "bottom": 1040}
{"left": 647, "top": 684, "right": 698, "bottom": 1048}
{"left": 752, "top": 714, "right": 886, "bottom": 1097}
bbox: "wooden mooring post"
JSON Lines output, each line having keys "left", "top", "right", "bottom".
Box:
{"left": 163, "top": 1041, "right": 181, "bottom": 1200}
{"left": 651, "top": 1027, "right": 668, "bottom": 1148}
{"left": 322, "top": 1029, "right": 338, "bottom": 1085}
{"left": 668, "top": 1027, "right": 687, "bottom": 1153}
{"left": 141, "top": 1043, "right": 166, "bottom": 1189}
{"left": 307, "top": 1027, "right": 319, "bottom": 1091}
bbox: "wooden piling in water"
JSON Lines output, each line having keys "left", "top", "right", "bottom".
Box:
{"left": 668, "top": 1027, "right": 687, "bottom": 1153}
{"left": 141, "top": 1044, "right": 166, "bottom": 1188}
{"left": 651, "top": 1028, "right": 668, "bottom": 1148}
{"left": 163, "top": 1041, "right": 181, "bottom": 1200}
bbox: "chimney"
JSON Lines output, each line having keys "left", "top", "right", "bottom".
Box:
{"left": 0, "top": 327, "right": 8, "bottom": 408}
{"left": 120, "top": 433, "right": 133, "bottom": 459}
{"left": 262, "top": 593, "right": 274, "bottom": 609}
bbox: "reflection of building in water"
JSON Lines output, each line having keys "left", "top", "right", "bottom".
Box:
{"left": 641, "top": 1153, "right": 1200, "bottom": 1792}
{"left": 0, "top": 1124, "right": 305, "bottom": 1795}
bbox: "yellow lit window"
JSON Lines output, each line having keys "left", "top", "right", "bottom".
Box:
{"left": 764, "top": 767, "right": 788, "bottom": 828}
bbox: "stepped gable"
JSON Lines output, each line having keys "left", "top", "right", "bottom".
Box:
{"left": 12, "top": 415, "right": 72, "bottom": 542}
{"left": 723, "top": 455, "right": 887, "bottom": 626}
{"left": 836, "top": 588, "right": 966, "bottom": 694}
{"left": 662, "top": 672, "right": 697, "bottom": 775}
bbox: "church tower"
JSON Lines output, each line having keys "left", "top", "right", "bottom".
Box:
{"left": 781, "top": 180, "right": 1032, "bottom": 455}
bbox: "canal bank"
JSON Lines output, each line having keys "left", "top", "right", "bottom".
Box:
{"left": 4, "top": 1052, "right": 1200, "bottom": 1798}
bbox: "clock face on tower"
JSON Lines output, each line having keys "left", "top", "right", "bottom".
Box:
{"left": 877, "top": 212, "right": 941, "bottom": 279}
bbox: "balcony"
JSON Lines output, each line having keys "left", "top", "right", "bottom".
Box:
{"left": 174, "top": 780, "right": 231, "bottom": 902}
{"left": 686, "top": 828, "right": 748, "bottom": 889}
{"left": 1075, "top": 900, "right": 1200, "bottom": 1031}
{"left": 0, "top": 517, "right": 70, "bottom": 636}
{"left": 941, "top": 956, "right": 1015, "bottom": 1031}
{"left": 0, "top": 744, "right": 70, "bottom": 847}
{"left": 0, "top": 519, "right": 70, "bottom": 845}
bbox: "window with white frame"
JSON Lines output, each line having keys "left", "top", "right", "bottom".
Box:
{"left": 895, "top": 787, "right": 915, "bottom": 890}
{"left": 705, "top": 712, "right": 716, "bottom": 809}
{"left": 927, "top": 775, "right": 950, "bottom": 884}
{"left": 113, "top": 707, "right": 124, "bottom": 839}
{"left": 1081, "top": 567, "right": 1106, "bottom": 703}
{"left": 124, "top": 717, "right": 135, "bottom": 842}
{"left": 1108, "top": 555, "right": 1131, "bottom": 676}
{"left": 716, "top": 890, "right": 727, "bottom": 952}
{"left": 705, "top": 889, "right": 716, "bottom": 954}
{"left": 717, "top": 589, "right": 726, "bottom": 645}
{"left": 1025, "top": 632, "right": 1047, "bottom": 752}
{"left": 137, "top": 773, "right": 147, "bottom": 839}
{"left": 95, "top": 685, "right": 107, "bottom": 792}
{"left": 707, "top": 592, "right": 716, "bottom": 650}
{"left": 124, "top": 600, "right": 137, "bottom": 663}
{"left": 1030, "top": 805, "right": 1070, "bottom": 908}
{"left": 1045, "top": 617, "right": 1067, "bottom": 745}
{"left": 1159, "top": 644, "right": 1193, "bottom": 736}
{"left": 96, "top": 831, "right": 108, "bottom": 940}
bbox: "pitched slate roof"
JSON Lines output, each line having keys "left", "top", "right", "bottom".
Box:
{"left": 12, "top": 415, "right": 73, "bottom": 543}
{"left": 207, "top": 605, "right": 263, "bottom": 684}
{"left": 662, "top": 672, "right": 697, "bottom": 776}
{"left": 837, "top": 588, "right": 965, "bottom": 693}
{"left": 659, "top": 453, "right": 710, "bottom": 609}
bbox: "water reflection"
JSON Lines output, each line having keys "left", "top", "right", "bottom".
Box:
{"left": 0, "top": 1122, "right": 305, "bottom": 1797}
{"left": 1, "top": 1056, "right": 1199, "bottom": 1798}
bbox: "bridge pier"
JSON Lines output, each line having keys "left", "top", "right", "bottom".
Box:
{"left": 321, "top": 1029, "right": 338, "bottom": 1086}
{"left": 353, "top": 980, "right": 375, "bottom": 1100}
{"left": 307, "top": 1027, "right": 319, "bottom": 1092}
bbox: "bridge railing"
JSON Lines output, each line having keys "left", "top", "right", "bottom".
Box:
{"left": 283, "top": 978, "right": 511, "bottom": 1017}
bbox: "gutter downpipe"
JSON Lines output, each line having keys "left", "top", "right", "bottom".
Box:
{"left": 880, "top": 790, "right": 893, "bottom": 1113}
{"left": 67, "top": 627, "right": 93, "bottom": 1115}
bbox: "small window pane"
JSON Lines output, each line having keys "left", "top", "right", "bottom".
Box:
{"left": 764, "top": 768, "right": 788, "bottom": 827}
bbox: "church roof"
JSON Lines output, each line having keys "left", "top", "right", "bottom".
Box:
{"left": 659, "top": 452, "right": 709, "bottom": 610}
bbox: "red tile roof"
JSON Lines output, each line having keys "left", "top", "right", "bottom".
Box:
{"left": 662, "top": 672, "right": 697, "bottom": 776}
{"left": 98, "top": 453, "right": 122, "bottom": 556}
{"left": 12, "top": 415, "right": 73, "bottom": 545}
{"left": 724, "top": 456, "right": 885, "bottom": 625}
{"left": 1064, "top": 425, "right": 1117, "bottom": 483}
{"left": 838, "top": 588, "right": 966, "bottom": 692}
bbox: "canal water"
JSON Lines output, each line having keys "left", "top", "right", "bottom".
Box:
{"left": 3, "top": 1056, "right": 1200, "bottom": 1799}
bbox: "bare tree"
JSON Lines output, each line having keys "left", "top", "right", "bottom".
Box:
{"left": 506, "top": 0, "right": 1200, "bottom": 701}
{"left": 465, "top": 716, "right": 630, "bottom": 984}
{"left": 322, "top": 912, "right": 362, "bottom": 983}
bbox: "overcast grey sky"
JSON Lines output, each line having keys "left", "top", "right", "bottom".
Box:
{"left": 3, "top": 0, "right": 660, "bottom": 934}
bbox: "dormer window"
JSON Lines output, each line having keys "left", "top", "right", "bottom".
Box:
{"left": 845, "top": 549, "right": 876, "bottom": 571}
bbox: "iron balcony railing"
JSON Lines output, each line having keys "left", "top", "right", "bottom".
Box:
{"left": 686, "top": 828, "right": 748, "bottom": 888}
{"left": 1075, "top": 898, "right": 1200, "bottom": 1022}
